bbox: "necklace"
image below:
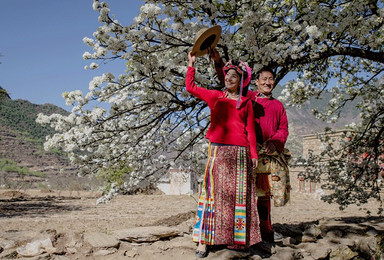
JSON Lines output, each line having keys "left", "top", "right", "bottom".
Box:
{"left": 226, "top": 91, "right": 239, "bottom": 100}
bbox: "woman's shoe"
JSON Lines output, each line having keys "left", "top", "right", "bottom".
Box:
{"left": 195, "top": 249, "right": 208, "bottom": 258}
{"left": 195, "top": 244, "right": 208, "bottom": 258}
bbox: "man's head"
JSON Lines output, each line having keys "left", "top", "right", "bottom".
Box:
{"left": 255, "top": 67, "right": 275, "bottom": 95}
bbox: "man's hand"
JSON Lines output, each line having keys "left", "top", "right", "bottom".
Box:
{"left": 263, "top": 140, "right": 276, "bottom": 155}
{"left": 208, "top": 48, "right": 221, "bottom": 64}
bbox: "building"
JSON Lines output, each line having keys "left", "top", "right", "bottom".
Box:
{"left": 157, "top": 167, "right": 198, "bottom": 195}
{"left": 289, "top": 130, "right": 349, "bottom": 194}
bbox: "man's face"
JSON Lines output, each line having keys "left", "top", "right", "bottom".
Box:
{"left": 255, "top": 71, "right": 275, "bottom": 95}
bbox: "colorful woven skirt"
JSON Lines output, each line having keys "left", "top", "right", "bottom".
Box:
{"left": 192, "top": 144, "right": 261, "bottom": 246}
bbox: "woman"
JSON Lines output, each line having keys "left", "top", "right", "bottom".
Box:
{"left": 186, "top": 52, "right": 261, "bottom": 258}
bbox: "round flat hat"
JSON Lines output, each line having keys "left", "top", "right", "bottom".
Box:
{"left": 191, "top": 25, "right": 222, "bottom": 57}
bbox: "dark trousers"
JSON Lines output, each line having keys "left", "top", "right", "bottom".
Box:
{"left": 257, "top": 196, "right": 274, "bottom": 242}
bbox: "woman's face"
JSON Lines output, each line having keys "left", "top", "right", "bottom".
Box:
{"left": 225, "top": 69, "right": 241, "bottom": 93}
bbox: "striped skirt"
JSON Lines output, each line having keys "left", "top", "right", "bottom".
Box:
{"left": 192, "top": 144, "right": 261, "bottom": 247}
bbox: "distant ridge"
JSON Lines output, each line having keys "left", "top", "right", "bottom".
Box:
{"left": 0, "top": 86, "right": 11, "bottom": 99}
{"left": 0, "top": 90, "right": 78, "bottom": 189}
{"left": 0, "top": 86, "right": 360, "bottom": 183}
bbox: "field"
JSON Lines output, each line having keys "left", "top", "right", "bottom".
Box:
{"left": 0, "top": 189, "right": 382, "bottom": 259}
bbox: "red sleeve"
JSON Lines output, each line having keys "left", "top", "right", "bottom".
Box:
{"left": 185, "top": 67, "right": 219, "bottom": 104}
{"left": 269, "top": 105, "right": 289, "bottom": 153}
{"left": 246, "top": 100, "right": 258, "bottom": 159}
{"left": 214, "top": 59, "right": 225, "bottom": 85}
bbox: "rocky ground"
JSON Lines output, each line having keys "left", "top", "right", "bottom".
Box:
{"left": 0, "top": 189, "right": 383, "bottom": 259}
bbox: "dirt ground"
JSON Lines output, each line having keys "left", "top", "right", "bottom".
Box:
{"left": 0, "top": 189, "right": 383, "bottom": 259}
{"left": 0, "top": 190, "right": 197, "bottom": 234}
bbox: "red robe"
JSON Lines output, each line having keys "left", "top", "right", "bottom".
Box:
{"left": 246, "top": 90, "right": 289, "bottom": 153}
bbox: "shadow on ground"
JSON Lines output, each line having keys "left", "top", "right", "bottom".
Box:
{"left": 0, "top": 194, "right": 88, "bottom": 218}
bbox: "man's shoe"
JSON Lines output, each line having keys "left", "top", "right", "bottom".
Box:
{"left": 273, "top": 232, "right": 284, "bottom": 242}
{"left": 249, "top": 241, "right": 272, "bottom": 258}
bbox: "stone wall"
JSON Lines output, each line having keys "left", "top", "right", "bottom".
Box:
{"left": 302, "top": 130, "right": 347, "bottom": 159}
{"left": 157, "top": 168, "right": 197, "bottom": 195}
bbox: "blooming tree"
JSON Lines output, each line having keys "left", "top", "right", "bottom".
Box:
{"left": 37, "top": 0, "right": 384, "bottom": 206}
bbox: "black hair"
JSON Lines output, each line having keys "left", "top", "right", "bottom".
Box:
{"left": 255, "top": 67, "right": 275, "bottom": 80}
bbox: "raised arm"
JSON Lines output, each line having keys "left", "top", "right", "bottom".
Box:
{"left": 209, "top": 48, "right": 225, "bottom": 85}
{"left": 185, "top": 52, "right": 220, "bottom": 103}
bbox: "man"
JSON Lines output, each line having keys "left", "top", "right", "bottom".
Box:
{"left": 248, "top": 67, "right": 290, "bottom": 244}
{"left": 210, "top": 49, "right": 289, "bottom": 245}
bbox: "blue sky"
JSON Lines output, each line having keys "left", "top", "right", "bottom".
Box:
{"left": 0, "top": 0, "right": 143, "bottom": 111}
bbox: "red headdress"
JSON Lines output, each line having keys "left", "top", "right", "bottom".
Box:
{"left": 223, "top": 60, "right": 252, "bottom": 109}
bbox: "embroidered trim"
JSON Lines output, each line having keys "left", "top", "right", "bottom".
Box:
{"left": 234, "top": 147, "right": 247, "bottom": 244}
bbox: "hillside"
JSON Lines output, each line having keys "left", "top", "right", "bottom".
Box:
{"left": 274, "top": 86, "right": 360, "bottom": 157}
{"left": 0, "top": 94, "right": 81, "bottom": 190}
{"left": 0, "top": 86, "right": 360, "bottom": 188}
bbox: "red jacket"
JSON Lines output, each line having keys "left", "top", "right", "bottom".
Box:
{"left": 247, "top": 91, "right": 289, "bottom": 153}
{"left": 185, "top": 67, "right": 258, "bottom": 159}
{"left": 214, "top": 61, "right": 289, "bottom": 153}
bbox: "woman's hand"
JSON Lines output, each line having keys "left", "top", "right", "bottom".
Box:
{"left": 188, "top": 52, "right": 196, "bottom": 67}
{"left": 252, "top": 158, "right": 258, "bottom": 169}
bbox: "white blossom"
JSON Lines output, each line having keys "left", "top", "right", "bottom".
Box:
{"left": 37, "top": 0, "right": 384, "bottom": 204}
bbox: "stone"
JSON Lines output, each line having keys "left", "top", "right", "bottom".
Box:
{"left": 93, "top": 248, "right": 118, "bottom": 256}
{"left": 156, "top": 236, "right": 195, "bottom": 250}
{"left": 2, "top": 230, "right": 40, "bottom": 245}
{"left": 282, "top": 237, "right": 297, "bottom": 246}
{"left": 366, "top": 228, "right": 378, "bottom": 237}
{"left": 303, "top": 224, "right": 321, "bottom": 237}
{"left": 299, "top": 235, "right": 317, "bottom": 243}
{"left": 271, "top": 247, "right": 295, "bottom": 260}
{"left": 210, "top": 248, "right": 249, "bottom": 259}
{"left": 65, "top": 232, "right": 83, "bottom": 249}
{"left": 66, "top": 247, "right": 78, "bottom": 254}
{"left": 337, "top": 238, "right": 356, "bottom": 247}
{"left": 52, "top": 256, "right": 71, "bottom": 260}
{"left": 83, "top": 231, "right": 120, "bottom": 248}
{"left": 292, "top": 250, "right": 314, "bottom": 260}
{"left": 125, "top": 248, "right": 140, "bottom": 257}
{"left": 326, "top": 229, "right": 343, "bottom": 238}
{"left": 329, "top": 246, "right": 358, "bottom": 260}
{"left": 16, "top": 238, "right": 55, "bottom": 257}
{"left": 357, "top": 236, "right": 378, "bottom": 256}
{"left": 124, "top": 247, "right": 139, "bottom": 257}
{"left": 0, "top": 238, "right": 16, "bottom": 250}
{"left": 112, "top": 226, "right": 180, "bottom": 243}
{"left": 298, "top": 241, "right": 332, "bottom": 259}
{"left": 176, "top": 218, "right": 194, "bottom": 234}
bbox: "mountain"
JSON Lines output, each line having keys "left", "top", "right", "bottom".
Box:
{"left": 269, "top": 85, "right": 361, "bottom": 158}
{"left": 0, "top": 92, "right": 79, "bottom": 190}
{"left": 0, "top": 86, "right": 10, "bottom": 99}
{"left": 0, "top": 86, "right": 360, "bottom": 188}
